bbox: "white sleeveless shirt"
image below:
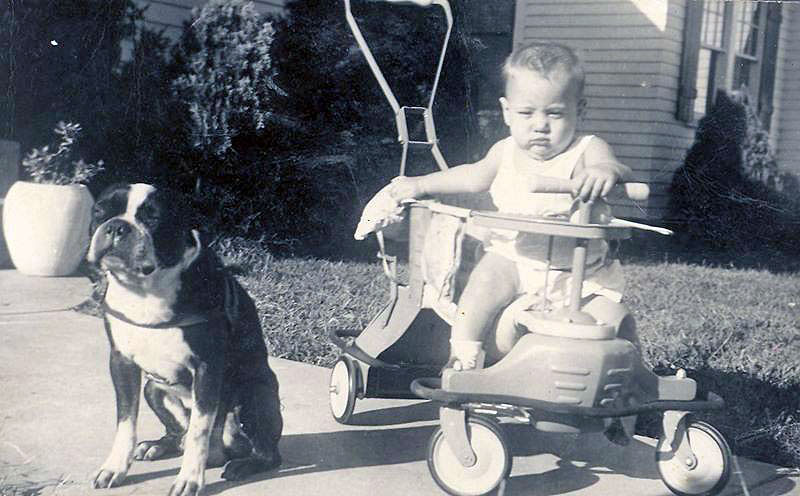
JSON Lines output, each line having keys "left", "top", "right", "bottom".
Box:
{"left": 487, "top": 135, "right": 606, "bottom": 269}
{"left": 490, "top": 135, "right": 593, "bottom": 217}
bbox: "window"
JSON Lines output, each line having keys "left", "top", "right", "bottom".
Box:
{"left": 732, "top": 2, "right": 763, "bottom": 91}
{"left": 693, "top": 1, "right": 726, "bottom": 117}
{"left": 678, "top": 1, "right": 781, "bottom": 126}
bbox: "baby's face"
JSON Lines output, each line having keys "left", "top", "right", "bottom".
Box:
{"left": 500, "top": 69, "right": 584, "bottom": 161}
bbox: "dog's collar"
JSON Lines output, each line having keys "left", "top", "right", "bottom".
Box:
{"left": 102, "top": 302, "right": 209, "bottom": 329}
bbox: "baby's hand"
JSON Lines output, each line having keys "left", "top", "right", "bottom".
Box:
{"left": 388, "top": 176, "right": 424, "bottom": 201}
{"left": 571, "top": 164, "right": 620, "bottom": 202}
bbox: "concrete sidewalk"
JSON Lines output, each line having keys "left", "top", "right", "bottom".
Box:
{"left": 0, "top": 269, "right": 796, "bottom": 496}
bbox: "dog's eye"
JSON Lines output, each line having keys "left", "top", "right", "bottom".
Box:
{"left": 138, "top": 205, "right": 161, "bottom": 229}
{"left": 93, "top": 205, "right": 106, "bottom": 219}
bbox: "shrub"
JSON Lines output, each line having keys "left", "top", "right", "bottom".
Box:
{"left": 173, "top": 0, "right": 284, "bottom": 160}
{"left": 272, "top": 0, "right": 481, "bottom": 162}
{"left": 668, "top": 89, "right": 800, "bottom": 251}
{"left": 740, "top": 89, "right": 779, "bottom": 185}
{"left": 739, "top": 90, "right": 800, "bottom": 197}
{"left": 0, "top": 0, "right": 209, "bottom": 194}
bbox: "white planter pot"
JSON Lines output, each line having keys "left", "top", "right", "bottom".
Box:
{"left": 2, "top": 181, "right": 94, "bottom": 276}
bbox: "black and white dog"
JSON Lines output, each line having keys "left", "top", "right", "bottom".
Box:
{"left": 87, "top": 183, "right": 282, "bottom": 496}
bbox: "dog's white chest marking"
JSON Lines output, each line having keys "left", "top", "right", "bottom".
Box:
{"left": 105, "top": 274, "right": 179, "bottom": 325}
{"left": 108, "top": 315, "right": 194, "bottom": 399}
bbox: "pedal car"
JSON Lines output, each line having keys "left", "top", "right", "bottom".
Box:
{"left": 332, "top": 185, "right": 731, "bottom": 496}
{"left": 407, "top": 193, "right": 732, "bottom": 496}
{"left": 330, "top": 1, "right": 732, "bottom": 495}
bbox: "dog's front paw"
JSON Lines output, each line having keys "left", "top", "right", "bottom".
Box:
{"left": 90, "top": 466, "right": 129, "bottom": 489}
{"left": 134, "top": 436, "right": 182, "bottom": 461}
{"left": 168, "top": 474, "right": 203, "bottom": 496}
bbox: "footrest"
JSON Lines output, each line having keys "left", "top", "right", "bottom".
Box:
{"left": 411, "top": 377, "right": 725, "bottom": 417}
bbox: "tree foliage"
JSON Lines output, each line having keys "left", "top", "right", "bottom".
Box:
{"left": 173, "top": 0, "right": 284, "bottom": 159}
{"left": 669, "top": 89, "right": 799, "bottom": 250}
{"left": 258, "top": 0, "right": 482, "bottom": 252}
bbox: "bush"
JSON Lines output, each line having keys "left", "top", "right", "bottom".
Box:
{"left": 0, "top": 1, "right": 193, "bottom": 193}
{"left": 271, "top": 0, "right": 481, "bottom": 161}
{"left": 173, "top": 0, "right": 284, "bottom": 160}
{"left": 156, "top": 1, "right": 310, "bottom": 246}
{"left": 669, "top": 89, "right": 800, "bottom": 251}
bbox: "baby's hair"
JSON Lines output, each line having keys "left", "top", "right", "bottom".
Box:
{"left": 502, "top": 42, "right": 585, "bottom": 96}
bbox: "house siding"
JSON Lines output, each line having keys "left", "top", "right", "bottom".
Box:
{"left": 513, "top": 0, "right": 698, "bottom": 219}
{"left": 775, "top": 3, "right": 800, "bottom": 176}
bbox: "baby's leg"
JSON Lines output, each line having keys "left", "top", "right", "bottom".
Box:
{"left": 449, "top": 252, "right": 520, "bottom": 369}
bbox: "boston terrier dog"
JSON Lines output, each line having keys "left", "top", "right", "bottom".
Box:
{"left": 87, "top": 183, "right": 282, "bottom": 496}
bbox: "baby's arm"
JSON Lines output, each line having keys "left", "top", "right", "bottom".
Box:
{"left": 572, "top": 137, "right": 632, "bottom": 201}
{"left": 388, "top": 142, "right": 503, "bottom": 200}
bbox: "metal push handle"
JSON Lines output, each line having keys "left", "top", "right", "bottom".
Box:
{"left": 344, "top": 0, "right": 453, "bottom": 173}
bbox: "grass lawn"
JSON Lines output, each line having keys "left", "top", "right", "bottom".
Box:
{"left": 224, "top": 237, "right": 800, "bottom": 469}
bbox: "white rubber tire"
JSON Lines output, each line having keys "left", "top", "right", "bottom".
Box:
{"left": 656, "top": 420, "right": 732, "bottom": 496}
{"left": 329, "top": 356, "right": 358, "bottom": 424}
{"left": 428, "top": 416, "right": 511, "bottom": 496}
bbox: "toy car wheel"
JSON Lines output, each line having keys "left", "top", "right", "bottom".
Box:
{"left": 329, "top": 356, "right": 359, "bottom": 424}
{"left": 656, "top": 420, "right": 732, "bottom": 496}
{"left": 427, "top": 415, "right": 511, "bottom": 496}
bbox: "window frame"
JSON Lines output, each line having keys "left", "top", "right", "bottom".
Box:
{"left": 695, "top": 2, "right": 733, "bottom": 117}
{"left": 677, "top": 1, "right": 779, "bottom": 126}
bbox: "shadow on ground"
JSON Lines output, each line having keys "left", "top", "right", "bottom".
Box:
{"left": 201, "top": 423, "right": 661, "bottom": 496}
{"left": 346, "top": 400, "right": 439, "bottom": 426}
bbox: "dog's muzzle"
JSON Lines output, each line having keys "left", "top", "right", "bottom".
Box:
{"left": 88, "top": 218, "right": 156, "bottom": 276}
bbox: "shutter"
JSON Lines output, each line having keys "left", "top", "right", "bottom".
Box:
{"left": 676, "top": 0, "right": 704, "bottom": 122}
{"left": 758, "top": 3, "right": 781, "bottom": 130}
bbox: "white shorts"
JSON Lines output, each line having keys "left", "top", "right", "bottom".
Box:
{"left": 485, "top": 240, "right": 625, "bottom": 308}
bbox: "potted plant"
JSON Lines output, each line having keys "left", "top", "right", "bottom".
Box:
{"left": 2, "top": 121, "right": 103, "bottom": 276}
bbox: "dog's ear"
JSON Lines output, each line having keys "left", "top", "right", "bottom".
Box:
{"left": 181, "top": 229, "right": 202, "bottom": 269}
